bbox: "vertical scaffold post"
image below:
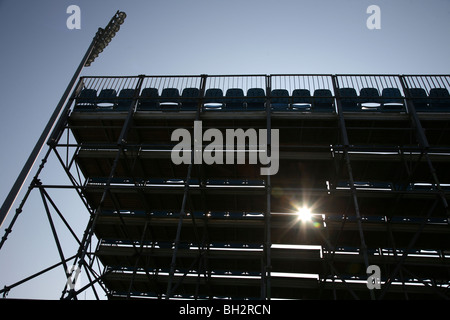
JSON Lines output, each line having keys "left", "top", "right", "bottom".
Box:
{"left": 332, "top": 75, "right": 374, "bottom": 300}
{"left": 165, "top": 75, "right": 207, "bottom": 299}
{"left": 261, "top": 74, "right": 272, "bottom": 300}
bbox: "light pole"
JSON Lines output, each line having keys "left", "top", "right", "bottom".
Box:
{"left": 0, "top": 11, "right": 126, "bottom": 231}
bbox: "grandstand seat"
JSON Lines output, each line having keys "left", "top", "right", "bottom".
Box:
{"left": 339, "top": 88, "right": 360, "bottom": 112}
{"left": 291, "top": 89, "right": 312, "bottom": 110}
{"left": 312, "top": 89, "right": 334, "bottom": 112}
{"left": 75, "top": 88, "right": 97, "bottom": 111}
{"left": 97, "top": 89, "right": 117, "bottom": 109}
{"left": 359, "top": 88, "right": 381, "bottom": 110}
{"left": 160, "top": 88, "right": 180, "bottom": 111}
{"left": 270, "top": 89, "right": 290, "bottom": 110}
{"left": 116, "top": 88, "right": 137, "bottom": 111}
{"left": 138, "top": 87, "right": 159, "bottom": 110}
{"left": 204, "top": 88, "right": 224, "bottom": 110}
{"left": 225, "top": 88, "right": 245, "bottom": 110}
{"left": 381, "top": 88, "right": 404, "bottom": 112}
{"left": 408, "top": 88, "right": 428, "bottom": 112}
{"left": 429, "top": 88, "right": 450, "bottom": 112}
{"left": 181, "top": 87, "right": 200, "bottom": 111}
{"left": 246, "top": 88, "right": 266, "bottom": 110}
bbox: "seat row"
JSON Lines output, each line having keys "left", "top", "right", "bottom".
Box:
{"left": 74, "top": 86, "right": 450, "bottom": 113}
{"left": 408, "top": 87, "right": 450, "bottom": 111}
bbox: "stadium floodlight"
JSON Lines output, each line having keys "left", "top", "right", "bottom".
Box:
{"left": 85, "top": 11, "right": 126, "bottom": 67}
{"left": 0, "top": 10, "right": 126, "bottom": 234}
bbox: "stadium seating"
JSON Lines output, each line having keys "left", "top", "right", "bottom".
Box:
{"left": 381, "top": 88, "right": 404, "bottom": 112}
{"left": 291, "top": 89, "right": 312, "bottom": 110}
{"left": 181, "top": 87, "right": 200, "bottom": 111}
{"left": 225, "top": 88, "right": 245, "bottom": 110}
{"left": 138, "top": 87, "right": 159, "bottom": 110}
{"left": 339, "top": 88, "right": 360, "bottom": 112}
{"left": 246, "top": 88, "right": 266, "bottom": 110}
{"left": 204, "top": 88, "right": 224, "bottom": 110}
{"left": 270, "top": 89, "right": 290, "bottom": 110}
{"left": 160, "top": 88, "right": 180, "bottom": 111}
{"left": 116, "top": 88, "right": 137, "bottom": 111}
{"left": 429, "top": 88, "right": 450, "bottom": 111}
{"left": 312, "top": 89, "right": 334, "bottom": 112}
{"left": 75, "top": 88, "right": 97, "bottom": 110}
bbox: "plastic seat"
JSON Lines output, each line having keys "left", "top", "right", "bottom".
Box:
{"left": 138, "top": 88, "right": 159, "bottom": 110}
{"left": 225, "top": 88, "right": 245, "bottom": 110}
{"left": 204, "top": 88, "right": 224, "bottom": 110}
{"left": 339, "top": 88, "right": 360, "bottom": 112}
{"left": 408, "top": 88, "right": 428, "bottom": 112}
{"left": 160, "top": 88, "right": 180, "bottom": 111}
{"left": 270, "top": 89, "right": 290, "bottom": 110}
{"left": 381, "top": 88, "right": 404, "bottom": 112}
{"left": 116, "top": 89, "right": 137, "bottom": 111}
{"left": 359, "top": 88, "right": 380, "bottom": 110}
{"left": 429, "top": 88, "right": 450, "bottom": 112}
{"left": 291, "top": 89, "right": 312, "bottom": 110}
{"left": 181, "top": 88, "right": 200, "bottom": 111}
{"left": 97, "top": 89, "right": 117, "bottom": 110}
{"left": 312, "top": 89, "right": 334, "bottom": 112}
{"left": 75, "top": 88, "right": 97, "bottom": 111}
{"left": 246, "top": 88, "right": 266, "bottom": 110}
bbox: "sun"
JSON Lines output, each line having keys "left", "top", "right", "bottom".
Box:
{"left": 296, "top": 207, "right": 312, "bottom": 222}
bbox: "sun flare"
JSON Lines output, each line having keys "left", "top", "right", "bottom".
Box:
{"left": 296, "top": 207, "right": 312, "bottom": 222}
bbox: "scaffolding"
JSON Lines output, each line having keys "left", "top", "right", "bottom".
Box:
{"left": 1, "top": 73, "right": 449, "bottom": 300}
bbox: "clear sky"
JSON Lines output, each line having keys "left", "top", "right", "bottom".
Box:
{"left": 0, "top": 0, "right": 449, "bottom": 299}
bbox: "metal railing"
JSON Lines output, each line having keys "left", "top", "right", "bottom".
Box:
{"left": 71, "top": 74, "right": 450, "bottom": 114}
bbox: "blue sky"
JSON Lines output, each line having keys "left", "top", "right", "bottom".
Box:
{"left": 0, "top": 0, "right": 449, "bottom": 299}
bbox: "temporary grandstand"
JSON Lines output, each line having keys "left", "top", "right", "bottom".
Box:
{"left": 1, "top": 73, "right": 449, "bottom": 300}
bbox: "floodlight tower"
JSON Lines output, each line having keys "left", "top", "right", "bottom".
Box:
{"left": 0, "top": 11, "right": 126, "bottom": 245}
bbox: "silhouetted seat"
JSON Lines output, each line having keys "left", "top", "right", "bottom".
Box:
{"left": 160, "top": 88, "right": 180, "bottom": 111}
{"left": 225, "top": 88, "right": 245, "bottom": 110}
{"left": 359, "top": 88, "right": 380, "bottom": 110}
{"left": 138, "top": 87, "right": 159, "bottom": 110}
{"left": 339, "top": 88, "right": 360, "bottom": 112}
{"left": 181, "top": 87, "right": 200, "bottom": 111}
{"left": 204, "top": 88, "right": 224, "bottom": 110}
{"left": 116, "top": 89, "right": 137, "bottom": 111}
{"left": 97, "top": 89, "right": 117, "bottom": 109}
{"left": 381, "top": 88, "right": 404, "bottom": 111}
{"left": 312, "top": 89, "right": 334, "bottom": 112}
{"left": 408, "top": 88, "right": 428, "bottom": 112}
{"left": 291, "top": 89, "right": 312, "bottom": 110}
{"left": 246, "top": 88, "right": 266, "bottom": 110}
{"left": 75, "top": 88, "right": 97, "bottom": 111}
{"left": 270, "top": 89, "right": 290, "bottom": 110}
{"left": 429, "top": 88, "right": 450, "bottom": 111}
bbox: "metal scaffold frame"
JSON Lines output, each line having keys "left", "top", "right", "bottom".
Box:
{"left": 1, "top": 73, "right": 450, "bottom": 300}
